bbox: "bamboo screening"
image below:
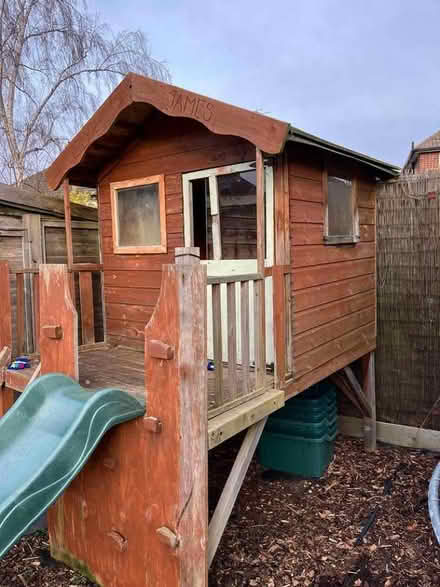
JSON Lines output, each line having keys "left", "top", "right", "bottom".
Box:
{"left": 376, "top": 171, "right": 440, "bottom": 428}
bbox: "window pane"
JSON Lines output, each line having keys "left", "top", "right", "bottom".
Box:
{"left": 328, "top": 176, "right": 353, "bottom": 237}
{"left": 217, "top": 170, "right": 257, "bottom": 260}
{"left": 117, "top": 184, "right": 160, "bottom": 247}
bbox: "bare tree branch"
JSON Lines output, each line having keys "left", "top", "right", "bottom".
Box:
{"left": 0, "top": 0, "right": 170, "bottom": 185}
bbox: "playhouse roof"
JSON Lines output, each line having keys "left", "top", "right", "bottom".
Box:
{"left": 46, "top": 73, "right": 399, "bottom": 190}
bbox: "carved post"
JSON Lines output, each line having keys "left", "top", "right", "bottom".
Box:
{"left": 39, "top": 264, "right": 78, "bottom": 379}
{"left": 143, "top": 246, "right": 208, "bottom": 586}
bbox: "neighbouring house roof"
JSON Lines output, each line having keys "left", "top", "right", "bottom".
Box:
{"left": 403, "top": 129, "right": 440, "bottom": 171}
{"left": 46, "top": 73, "right": 399, "bottom": 190}
{"left": 0, "top": 183, "right": 97, "bottom": 221}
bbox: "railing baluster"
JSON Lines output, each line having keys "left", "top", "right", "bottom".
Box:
{"left": 254, "top": 278, "right": 266, "bottom": 392}
{"left": 33, "top": 272, "right": 40, "bottom": 353}
{"left": 240, "top": 281, "right": 250, "bottom": 397}
{"left": 79, "top": 271, "right": 95, "bottom": 345}
{"left": 227, "top": 282, "right": 237, "bottom": 401}
{"left": 212, "top": 283, "right": 224, "bottom": 407}
{"left": 16, "top": 273, "right": 25, "bottom": 355}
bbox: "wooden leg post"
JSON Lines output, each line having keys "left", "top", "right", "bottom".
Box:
{"left": 208, "top": 416, "right": 267, "bottom": 567}
{"left": 362, "top": 351, "right": 376, "bottom": 451}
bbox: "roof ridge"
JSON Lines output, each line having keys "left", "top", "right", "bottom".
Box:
{"left": 415, "top": 129, "right": 440, "bottom": 149}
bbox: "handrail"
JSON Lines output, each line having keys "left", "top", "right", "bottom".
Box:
{"left": 207, "top": 272, "right": 263, "bottom": 285}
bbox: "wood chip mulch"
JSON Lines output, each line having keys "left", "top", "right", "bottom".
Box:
{"left": 2, "top": 436, "right": 440, "bottom": 586}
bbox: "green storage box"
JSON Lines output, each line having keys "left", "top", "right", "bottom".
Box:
{"left": 265, "top": 412, "right": 337, "bottom": 438}
{"left": 257, "top": 427, "right": 337, "bottom": 478}
{"left": 270, "top": 402, "right": 337, "bottom": 424}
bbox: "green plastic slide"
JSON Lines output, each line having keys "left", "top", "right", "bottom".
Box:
{"left": 0, "top": 373, "right": 145, "bottom": 558}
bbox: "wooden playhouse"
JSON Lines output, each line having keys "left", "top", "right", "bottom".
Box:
{"left": 0, "top": 73, "right": 398, "bottom": 586}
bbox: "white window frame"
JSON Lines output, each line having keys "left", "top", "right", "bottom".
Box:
{"left": 182, "top": 161, "right": 274, "bottom": 265}
{"left": 323, "top": 168, "right": 360, "bottom": 245}
{"left": 110, "top": 175, "right": 167, "bottom": 254}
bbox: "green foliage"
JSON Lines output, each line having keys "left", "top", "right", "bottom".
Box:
{"left": 69, "top": 189, "right": 97, "bottom": 208}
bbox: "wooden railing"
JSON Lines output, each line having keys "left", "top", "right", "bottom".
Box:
{"left": 207, "top": 272, "right": 267, "bottom": 417}
{"left": 3, "top": 263, "right": 103, "bottom": 356}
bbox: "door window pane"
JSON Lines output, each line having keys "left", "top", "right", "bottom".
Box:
{"left": 217, "top": 170, "right": 257, "bottom": 260}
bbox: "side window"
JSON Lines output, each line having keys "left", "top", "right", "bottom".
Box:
{"left": 324, "top": 171, "right": 359, "bottom": 245}
{"left": 110, "top": 175, "right": 166, "bottom": 254}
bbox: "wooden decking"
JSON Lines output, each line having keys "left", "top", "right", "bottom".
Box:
{"left": 4, "top": 344, "right": 284, "bottom": 449}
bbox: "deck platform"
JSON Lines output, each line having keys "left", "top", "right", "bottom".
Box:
{"left": 3, "top": 344, "right": 284, "bottom": 449}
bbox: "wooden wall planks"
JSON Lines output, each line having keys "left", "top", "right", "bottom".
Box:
{"left": 287, "top": 144, "right": 377, "bottom": 398}
{"left": 99, "top": 115, "right": 254, "bottom": 347}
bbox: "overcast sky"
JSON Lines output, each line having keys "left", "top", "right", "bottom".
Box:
{"left": 89, "top": 0, "right": 440, "bottom": 167}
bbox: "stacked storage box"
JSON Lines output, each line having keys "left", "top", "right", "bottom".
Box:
{"left": 258, "top": 381, "right": 338, "bottom": 478}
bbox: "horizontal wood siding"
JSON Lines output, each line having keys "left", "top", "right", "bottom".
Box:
{"left": 99, "top": 114, "right": 254, "bottom": 348}
{"left": 287, "top": 144, "right": 377, "bottom": 396}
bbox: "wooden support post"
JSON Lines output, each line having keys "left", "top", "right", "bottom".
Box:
{"left": 16, "top": 273, "right": 25, "bottom": 356}
{"left": 39, "top": 264, "right": 78, "bottom": 379}
{"left": 256, "top": 148, "right": 265, "bottom": 275}
{"left": 32, "top": 273, "right": 40, "bottom": 353}
{"left": 255, "top": 148, "right": 266, "bottom": 391}
{"left": 143, "top": 246, "right": 208, "bottom": 586}
{"left": 79, "top": 271, "right": 95, "bottom": 344}
{"left": 208, "top": 417, "right": 267, "bottom": 567}
{"left": 0, "top": 262, "right": 12, "bottom": 353}
{"left": 0, "top": 345, "right": 13, "bottom": 418}
{"left": 343, "top": 366, "right": 372, "bottom": 418}
{"left": 63, "top": 178, "right": 74, "bottom": 268}
{"left": 362, "top": 351, "right": 376, "bottom": 451}
{"left": 272, "top": 266, "right": 286, "bottom": 388}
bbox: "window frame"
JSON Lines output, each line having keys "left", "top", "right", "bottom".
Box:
{"left": 323, "top": 168, "right": 360, "bottom": 245}
{"left": 182, "top": 161, "right": 274, "bottom": 265}
{"left": 110, "top": 175, "right": 167, "bottom": 254}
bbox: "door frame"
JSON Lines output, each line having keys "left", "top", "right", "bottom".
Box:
{"left": 182, "top": 161, "right": 274, "bottom": 267}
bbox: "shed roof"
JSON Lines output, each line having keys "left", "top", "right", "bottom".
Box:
{"left": 46, "top": 73, "right": 399, "bottom": 190}
{"left": 0, "top": 183, "right": 97, "bottom": 221}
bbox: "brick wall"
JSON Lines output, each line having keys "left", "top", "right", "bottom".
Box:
{"left": 415, "top": 152, "right": 440, "bottom": 172}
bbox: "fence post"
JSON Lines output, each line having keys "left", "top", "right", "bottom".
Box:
{"left": 39, "top": 264, "right": 78, "bottom": 379}
{"left": 143, "top": 246, "right": 208, "bottom": 586}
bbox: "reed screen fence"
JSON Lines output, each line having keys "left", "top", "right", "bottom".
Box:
{"left": 377, "top": 171, "right": 440, "bottom": 428}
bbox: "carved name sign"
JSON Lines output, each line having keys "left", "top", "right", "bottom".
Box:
{"left": 168, "top": 89, "right": 214, "bottom": 123}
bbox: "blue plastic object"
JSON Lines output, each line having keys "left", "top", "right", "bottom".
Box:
{"left": 0, "top": 373, "right": 145, "bottom": 558}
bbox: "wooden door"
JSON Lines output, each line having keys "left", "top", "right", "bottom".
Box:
{"left": 183, "top": 161, "right": 274, "bottom": 365}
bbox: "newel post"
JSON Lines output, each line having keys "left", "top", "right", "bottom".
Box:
{"left": 39, "top": 264, "right": 78, "bottom": 379}
{"left": 143, "top": 246, "right": 208, "bottom": 586}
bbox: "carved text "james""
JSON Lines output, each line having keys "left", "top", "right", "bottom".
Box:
{"left": 168, "top": 90, "right": 214, "bottom": 123}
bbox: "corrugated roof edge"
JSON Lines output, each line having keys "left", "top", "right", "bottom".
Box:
{"left": 287, "top": 126, "right": 400, "bottom": 178}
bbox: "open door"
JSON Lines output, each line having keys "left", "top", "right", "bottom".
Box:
{"left": 183, "top": 161, "right": 274, "bottom": 365}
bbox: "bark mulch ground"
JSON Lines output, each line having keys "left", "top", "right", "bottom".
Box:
{"left": 1, "top": 436, "right": 440, "bottom": 586}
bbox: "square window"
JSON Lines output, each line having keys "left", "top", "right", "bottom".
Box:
{"left": 110, "top": 176, "right": 166, "bottom": 254}
{"left": 325, "top": 172, "right": 359, "bottom": 245}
